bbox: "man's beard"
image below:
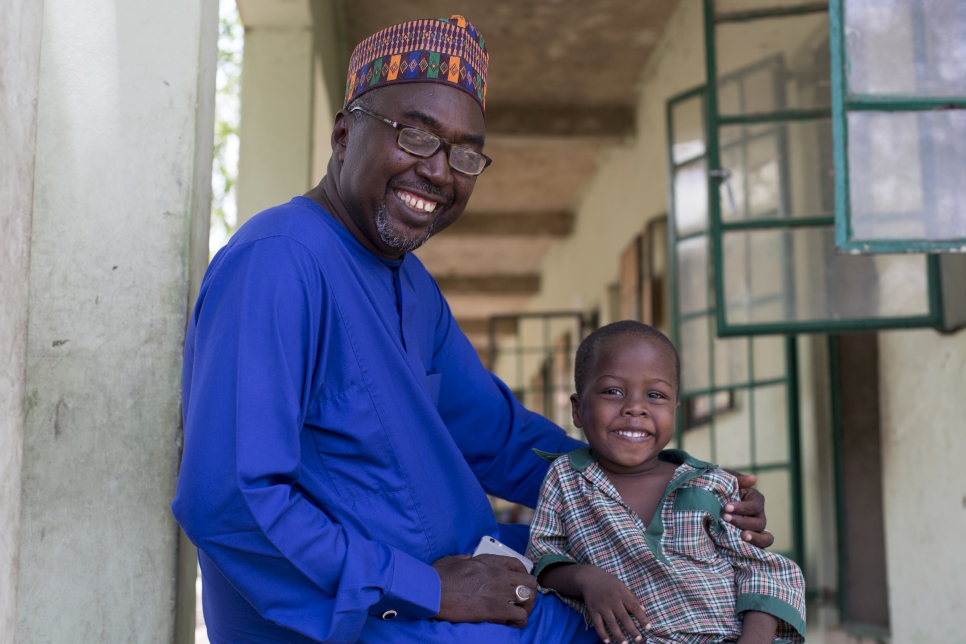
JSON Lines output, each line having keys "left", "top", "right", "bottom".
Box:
{"left": 374, "top": 202, "right": 443, "bottom": 254}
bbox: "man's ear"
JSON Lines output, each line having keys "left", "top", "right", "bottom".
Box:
{"left": 331, "top": 110, "right": 350, "bottom": 162}
{"left": 570, "top": 393, "right": 583, "bottom": 429}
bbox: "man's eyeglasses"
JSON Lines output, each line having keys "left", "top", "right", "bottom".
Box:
{"left": 349, "top": 106, "right": 492, "bottom": 176}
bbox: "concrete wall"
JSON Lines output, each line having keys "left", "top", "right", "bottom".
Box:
{"left": 12, "top": 0, "right": 217, "bottom": 640}
{"left": 878, "top": 327, "right": 966, "bottom": 643}
{"left": 0, "top": 1, "right": 45, "bottom": 639}
{"left": 235, "top": 22, "right": 314, "bottom": 225}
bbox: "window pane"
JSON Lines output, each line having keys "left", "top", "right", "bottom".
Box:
{"left": 753, "top": 335, "right": 786, "bottom": 381}
{"left": 719, "top": 119, "right": 834, "bottom": 222}
{"left": 680, "top": 315, "right": 711, "bottom": 393}
{"left": 682, "top": 422, "right": 713, "bottom": 463}
{"left": 715, "top": 390, "right": 751, "bottom": 469}
{"left": 755, "top": 469, "right": 793, "bottom": 553}
{"left": 714, "top": 333, "right": 749, "bottom": 387}
{"left": 722, "top": 227, "right": 932, "bottom": 325}
{"left": 715, "top": 12, "right": 831, "bottom": 116}
{"left": 753, "top": 384, "right": 790, "bottom": 463}
{"left": 672, "top": 95, "right": 706, "bottom": 164}
{"left": 847, "top": 110, "right": 966, "bottom": 242}
{"left": 677, "top": 236, "right": 710, "bottom": 315}
{"left": 674, "top": 160, "right": 709, "bottom": 237}
{"left": 845, "top": 0, "right": 966, "bottom": 97}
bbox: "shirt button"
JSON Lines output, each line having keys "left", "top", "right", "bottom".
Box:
{"left": 381, "top": 610, "right": 398, "bottom": 621}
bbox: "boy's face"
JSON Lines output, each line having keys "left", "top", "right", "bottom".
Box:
{"left": 571, "top": 335, "right": 679, "bottom": 476}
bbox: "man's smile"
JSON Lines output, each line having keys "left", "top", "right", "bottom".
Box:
{"left": 394, "top": 188, "right": 440, "bottom": 214}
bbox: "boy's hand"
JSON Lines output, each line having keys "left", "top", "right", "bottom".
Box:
{"left": 570, "top": 565, "right": 650, "bottom": 643}
{"left": 723, "top": 472, "right": 774, "bottom": 549}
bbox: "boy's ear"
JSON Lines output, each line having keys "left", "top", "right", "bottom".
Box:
{"left": 570, "top": 393, "right": 583, "bottom": 428}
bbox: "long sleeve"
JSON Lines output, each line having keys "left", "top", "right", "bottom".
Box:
{"left": 708, "top": 476, "right": 806, "bottom": 643}
{"left": 172, "top": 237, "right": 439, "bottom": 643}
{"left": 428, "top": 284, "right": 585, "bottom": 508}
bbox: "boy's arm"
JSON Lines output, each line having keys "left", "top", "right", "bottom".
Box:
{"left": 707, "top": 472, "right": 806, "bottom": 644}
{"left": 526, "top": 465, "right": 650, "bottom": 644}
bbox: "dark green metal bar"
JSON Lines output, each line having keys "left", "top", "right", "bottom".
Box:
{"left": 829, "top": 0, "right": 853, "bottom": 250}
{"left": 703, "top": 0, "right": 729, "bottom": 347}
{"left": 717, "top": 461, "right": 792, "bottom": 475}
{"left": 827, "top": 334, "right": 848, "bottom": 618}
{"left": 715, "top": 313, "right": 939, "bottom": 337}
{"left": 714, "top": 2, "right": 828, "bottom": 24}
{"left": 718, "top": 108, "right": 832, "bottom": 125}
{"left": 676, "top": 229, "right": 711, "bottom": 242}
{"left": 721, "top": 215, "right": 834, "bottom": 231}
{"left": 672, "top": 152, "right": 708, "bottom": 170}
{"left": 839, "top": 238, "right": 966, "bottom": 254}
{"left": 680, "top": 376, "right": 788, "bottom": 400}
{"left": 927, "top": 254, "right": 945, "bottom": 328}
{"left": 786, "top": 335, "right": 804, "bottom": 567}
{"left": 846, "top": 95, "right": 966, "bottom": 111}
{"left": 679, "top": 309, "right": 714, "bottom": 322}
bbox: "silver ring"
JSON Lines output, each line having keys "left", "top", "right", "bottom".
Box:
{"left": 514, "top": 584, "right": 532, "bottom": 603}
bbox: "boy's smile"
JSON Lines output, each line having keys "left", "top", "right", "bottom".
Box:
{"left": 571, "top": 334, "right": 679, "bottom": 477}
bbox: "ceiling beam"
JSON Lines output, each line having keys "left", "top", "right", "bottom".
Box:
{"left": 484, "top": 104, "right": 635, "bottom": 138}
{"left": 444, "top": 211, "right": 573, "bottom": 237}
{"left": 435, "top": 274, "right": 540, "bottom": 296}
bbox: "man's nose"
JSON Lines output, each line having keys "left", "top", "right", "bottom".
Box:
{"left": 414, "top": 147, "right": 454, "bottom": 187}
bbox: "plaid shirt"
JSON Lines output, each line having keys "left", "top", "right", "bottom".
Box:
{"left": 526, "top": 448, "right": 805, "bottom": 644}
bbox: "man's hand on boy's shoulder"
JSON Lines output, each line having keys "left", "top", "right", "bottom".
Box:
{"left": 723, "top": 473, "right": 774, "bottom": 549}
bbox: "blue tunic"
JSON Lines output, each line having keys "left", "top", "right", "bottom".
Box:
{"left": 172, "top": 197, "right": 597, "bottom": 643}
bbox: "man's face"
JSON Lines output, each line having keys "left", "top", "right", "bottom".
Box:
{"left": 335, "top": 83, "right": 485, "bottom": 257}
{"left": 571, "top": 335, "right": 679, "bottom": 476}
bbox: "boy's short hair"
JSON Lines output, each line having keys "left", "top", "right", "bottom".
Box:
{"left": 574, "top": 320, "right": 681, "bottom": 395}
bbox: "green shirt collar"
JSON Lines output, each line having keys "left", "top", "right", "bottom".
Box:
{"left": 533, "top": 446, "right": 714, "bottom": 472}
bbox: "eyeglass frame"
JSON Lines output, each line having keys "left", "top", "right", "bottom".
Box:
{"left": 348, "top": 105, "right": 493, "bottom": 176}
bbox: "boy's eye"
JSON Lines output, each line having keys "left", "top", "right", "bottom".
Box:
{"left": 602, "top": 388, "right": 623, "bottom": 396}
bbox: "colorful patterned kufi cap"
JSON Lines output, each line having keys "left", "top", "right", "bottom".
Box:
{"left": 344, "top": 15, "right": 488, "bottom": 114}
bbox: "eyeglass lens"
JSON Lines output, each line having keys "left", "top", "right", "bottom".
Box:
{"left": 397, "top": 128, "right": 487, "bottom": 176}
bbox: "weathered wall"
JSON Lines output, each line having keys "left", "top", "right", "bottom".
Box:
{"left": 236, "top": 25, "right": 314, "bottom": 226}
{"left": 878, "top": 327, "right": 966, "bottom": 643}
{"left": 0, "top": 1, "right": 44, "bottom": 640}
{"left": 15, "top": 0, "right": 217, "bottom": 640}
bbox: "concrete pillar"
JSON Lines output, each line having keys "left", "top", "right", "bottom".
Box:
{"left": 235, "top": 3, "right": 314, "bottom": 226}
{"left": 878, "top": 328, "right": 966, "bottom": 643}
{"left": 0, "top": 0, "right": 217, "bottom": 640}
{"left": 0, "top": 1, "right": 44, "bottom": 639}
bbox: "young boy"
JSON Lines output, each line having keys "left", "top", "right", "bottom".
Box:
{"left": 526, "top": 321, "right": 805, "bottom": 644}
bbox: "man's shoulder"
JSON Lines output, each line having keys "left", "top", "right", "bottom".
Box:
{"left": 230, "top": 197, "right": 334, "bottom": 251}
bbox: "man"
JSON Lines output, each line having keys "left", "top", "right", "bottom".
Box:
{"left": 172, "top": 15, "right": 770, "bottom": 643}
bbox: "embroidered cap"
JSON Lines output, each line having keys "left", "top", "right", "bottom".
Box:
{"left": 344, "top": 15, "right": 488, "bottom": 115}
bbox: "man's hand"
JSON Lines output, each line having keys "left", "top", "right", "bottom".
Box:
{"left": 723, "top": 473, "right": 773, "bottom": 549}
{"left": 540, "top": 563, "right": 650, "bottom": 644}
{"left": 431, "top": 554, "right": 536, "bottom": 628}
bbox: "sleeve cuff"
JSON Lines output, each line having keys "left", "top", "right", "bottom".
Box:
{"left": 736, "top": 592, "right": 806, "bottom": 640}
{"left": 368, "top": 548, "right": 441, "bottom": 621}
{"left": 532, "top": 553, "right": 577, "bottom": 581}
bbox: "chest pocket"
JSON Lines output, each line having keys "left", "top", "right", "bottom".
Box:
{"left": 306, "top": 380, "right": 407, "bottom": 501}
{"left": 665, "top": 487, "right": 723, "bottom": 563}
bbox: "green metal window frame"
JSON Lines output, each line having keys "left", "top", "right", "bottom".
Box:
{"left": 703, "top": 0, "right": 945, "bottom": 336}
{"left": 667, "top": 86, "right": 804, "bottom": 565}
{"left": 830, "top": 0, "right": 966, "bottom": 254}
